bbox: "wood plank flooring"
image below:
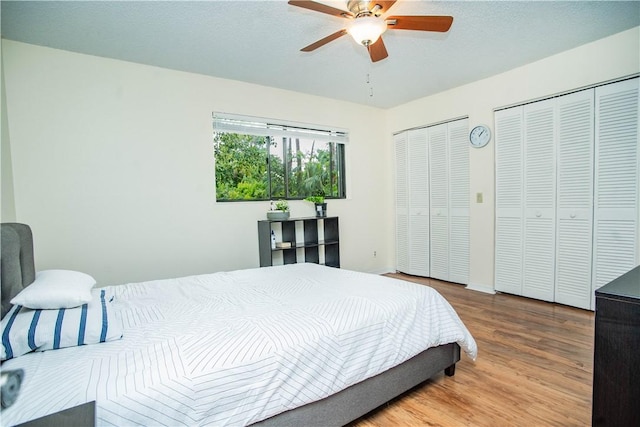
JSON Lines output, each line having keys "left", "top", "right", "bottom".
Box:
{"left": 350, "top": 273, "right": 595, "bottom": 427}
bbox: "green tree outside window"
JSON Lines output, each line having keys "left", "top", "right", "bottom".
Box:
{"left": 214, "top": 132, "right": 345, "bottom": 201}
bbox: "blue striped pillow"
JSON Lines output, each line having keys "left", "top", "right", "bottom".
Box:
{"left": 1, "top": 288, "right": 123, "bottom": 361}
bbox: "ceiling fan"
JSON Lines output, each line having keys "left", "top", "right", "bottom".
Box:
{"left": 288, "top": 0, "right": 453, "bottom": 62}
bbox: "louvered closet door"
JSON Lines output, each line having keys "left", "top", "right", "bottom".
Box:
{"left": 394, "top": 132, "right": 409, "bottom": 273}
{"left": 555, "top": 89, "right": 594, "bottom": 309}
{"left": 408, "top": 129, "right": 430, "bottom": 276}
{"left": 429, "top": 123, "right": 449, "bottom": 281}
{"left": 448, "top": 119, "right": 470, "bottom": 284}
{"left": 592, "top": 78, "right": 639, "bottom": 307}
{"left": 495, "top": 107, "right": 524, "bottom": 295}
{"left": 523, "top": 99, "right": 556, "bottom": 302}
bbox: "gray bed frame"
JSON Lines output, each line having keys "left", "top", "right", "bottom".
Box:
{"left": 1, "top": 223, "right": 460, "bottom": 427}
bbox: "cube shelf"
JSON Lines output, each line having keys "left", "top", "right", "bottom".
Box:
{"left": 258, "top": 216, "right": 340, "bottom": 268}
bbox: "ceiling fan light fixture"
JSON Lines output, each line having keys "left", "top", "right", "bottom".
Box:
{"left": 348, "top": 16, "right": 387, "bottom": 46}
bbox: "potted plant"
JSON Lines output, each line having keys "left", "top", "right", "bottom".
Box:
{"left": 304, "top": 195, "right": 327, "bottom": 218}
{"left": 267, "top": 199, "right": 290, "bottom": 220}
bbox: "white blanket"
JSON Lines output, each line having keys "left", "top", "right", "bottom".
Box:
{"left": 1, "top": 264, "right": 477, "bottom": 426}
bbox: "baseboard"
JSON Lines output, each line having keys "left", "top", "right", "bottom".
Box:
{"left": 465, "top": 282, "right": 496, "bottom": 294}
{"left": 371, "top": 268, "right": 395, "bottom": 275}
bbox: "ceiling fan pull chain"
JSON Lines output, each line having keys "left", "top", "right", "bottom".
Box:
{"left": 366, "top": 72, "right": 374, "bottom": 97}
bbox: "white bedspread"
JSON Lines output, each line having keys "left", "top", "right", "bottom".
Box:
{"left": 1, "top": 264, "right": 476, "bottom": 426}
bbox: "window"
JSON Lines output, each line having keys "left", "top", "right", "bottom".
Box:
{"left": 213, "top": 113, "right": 347, "bottom": 201}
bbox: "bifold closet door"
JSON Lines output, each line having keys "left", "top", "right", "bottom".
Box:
{"left": 495, "top": 99, "right": 557, "bottom": 302}
{"left": 554, "top": 89, "right": 594, "bottom": 309}
{"left": 592, "top": 78, "right": 639, "bottom": 307}
{"left": 394, "top": 129, "right": 431, "bottom": 276}
{"left": 448, "top": 119, "right": 470, "bottom": 284}
{"left": 408, "top": 129, "right": 430, "bottom": 276}
{"left": 495, "top": 77, "right": 638, "bottom": 309}
{"left": 522, "top": 99, "right": 556, "bottom": 302}
{"left": 429, "top": 119, "right": 469, "bottom": 284}
{"left": 394, "top": 132, "right": 409, "bottom": 273}
{"left": 396, "top": 118, "right": 470, "bottom": 282}
{"left": 495, "top": 107, "right": 524, "bottom": 295}
{"left": 429, "top": 123, "right": 449, "bottom": 281}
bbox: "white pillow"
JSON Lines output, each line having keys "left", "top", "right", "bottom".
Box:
{"left": 10, "top": 270, "right": 96, "bottom": 309}
{"left": 1, "top": 288, "right": 123, "bottom": 361}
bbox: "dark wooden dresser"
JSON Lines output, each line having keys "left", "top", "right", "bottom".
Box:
{"left": 592, "top": 265, "right": 640, "bottom": 426}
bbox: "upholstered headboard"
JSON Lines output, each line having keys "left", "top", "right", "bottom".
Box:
{"left": 1, "top": 223, "right": 36, "bottom": 318}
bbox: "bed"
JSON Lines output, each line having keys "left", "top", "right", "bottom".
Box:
{"left": 1, "top": 223, "right": 477, "bottom": 426}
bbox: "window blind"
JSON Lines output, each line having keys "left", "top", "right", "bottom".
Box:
{"left": 213, "top": 113, "right": 349, "bottom": 144}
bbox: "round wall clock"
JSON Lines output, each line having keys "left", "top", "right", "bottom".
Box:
{"left": 469, "top": 125, "right": 491, "bottom": 148}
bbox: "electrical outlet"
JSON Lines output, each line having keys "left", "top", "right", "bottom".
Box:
{"left": 373, "top": 251, "right": 377, "bottom": 257}
{"left": 476, "top": 192, "right": 483, "bottom": 203}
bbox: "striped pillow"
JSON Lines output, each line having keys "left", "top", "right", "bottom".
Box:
{"left": 1, "top": 288, "right": 123, "bottom": 361}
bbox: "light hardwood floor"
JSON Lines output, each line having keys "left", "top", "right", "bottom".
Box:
{"left": 350, "top": 273, "right": 595, "bottom": 427}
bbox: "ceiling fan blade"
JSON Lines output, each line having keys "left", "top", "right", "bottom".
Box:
{"left": 288, "top": 0, "right": 353, "bottom": 18}
{"left": 368, "top": 37, "right": 388, "bottom": 62}
{"left": 301, "top": 29, "right": 348, "bottom": 52}
{"left": 386, "top": 15, "right": 454, "bottom": 32}
{"left": 371, "top": 1, "right": 397, "bottom": 15}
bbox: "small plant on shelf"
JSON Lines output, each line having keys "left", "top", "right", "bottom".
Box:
{"left": 304, "top": 195, "right": 327, "bottom": 218}
{"left": 303, "top": 196, "right": 324, "bottom": 204}
{"left": 273, "top": 199, "right": 289, "bottom": 212}
{"left": 267, "top": 199, "right": 290, "bottom": 220}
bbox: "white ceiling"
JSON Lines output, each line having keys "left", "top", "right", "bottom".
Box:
{"left": 2, "top": 0, "right": 639, "bottom": 108}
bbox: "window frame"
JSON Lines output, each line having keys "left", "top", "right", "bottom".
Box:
{"left": 213, "top": 113, "right": 348, "bottom": 202}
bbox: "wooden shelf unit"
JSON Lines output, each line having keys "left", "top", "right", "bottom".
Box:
{"left": 258, "top": 216, "right": 340, "bottom": 268}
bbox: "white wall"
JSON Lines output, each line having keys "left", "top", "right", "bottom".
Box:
{"left": 387, "top": 27, "right": 640, "bottom": 292}
{"left": 2, "top": 40, "right": 393, "bottom": 285}
{"left": 1, "top": 40, "right": 17, "bottom": 222}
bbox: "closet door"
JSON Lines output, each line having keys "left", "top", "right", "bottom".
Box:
{"left": 429, "top": 123, "right": 449, "bottom": 281}
{"left": 408, "top": 129, "right": 430, "bottom": 276}
{"left": 522, "top": 99, "right": 557, "bottom": 302}
{"left": 448, "top": 119, "right": 470, "bottom": 284}
{"left": 555, "top": 89, "right": 594, "bottom": 309}
{"left": 495, "top": 107, "right": 524, "bottom": 295}
{"left": 592, "top": 78, "right": 639, "bottom": 305}
{"left": 394, "top": 132, "right": 409, "bottom": 273}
